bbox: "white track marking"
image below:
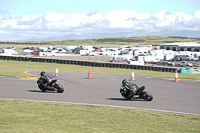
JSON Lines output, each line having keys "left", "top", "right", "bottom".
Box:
{"left": 24, "top": 70, "right": 37, "bottom": 76}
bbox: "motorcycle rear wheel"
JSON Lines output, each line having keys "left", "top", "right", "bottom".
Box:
{"left": 141, "top": 91, "right": 153, "bottom": 101}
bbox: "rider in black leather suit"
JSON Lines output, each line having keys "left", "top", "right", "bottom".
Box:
{"left": 120, "top": 79, "right": 138, "bottom": 99}
{"left": 39, "top": 71, "right": 53, "bottom": 89}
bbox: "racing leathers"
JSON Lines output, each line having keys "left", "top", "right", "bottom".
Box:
{"left": 39, "top": 74, "right": 53, "bottom": 90}
{"left": 120, "top": 81, "right": 138, "bottom": 99}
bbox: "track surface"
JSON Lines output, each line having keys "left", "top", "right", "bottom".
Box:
{"left": 1, "top": 71, "right": 200, "bottom": 115}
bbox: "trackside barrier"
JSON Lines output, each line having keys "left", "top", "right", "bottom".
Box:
{"left": 0, "top": 55, "right": 177, "bottom": 72}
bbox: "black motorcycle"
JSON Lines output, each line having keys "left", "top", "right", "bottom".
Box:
{"left": 120, "top": 83, "right": 153, "bottom": 101}
{"left": 37, "top": 76, "right": 64, "bottom": 93}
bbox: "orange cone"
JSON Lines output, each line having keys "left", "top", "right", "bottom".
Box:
{"left": 55, "top": 66, "right": 59, "bottom": 77}
{"left": 87, "top": 68, "right": 92, "bottom": 79}
{"left": 131, "top": 70, "right": 135, "bottom": 81}
{"left": 174, "top": 70, "right": 179, "bottom": 82}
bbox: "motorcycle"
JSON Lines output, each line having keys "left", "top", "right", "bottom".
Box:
{"left": 120, "top": 83, "right": 153, "bottom": 101}
{"left": 37, "top": 76, "right": 64, "bottom": 93}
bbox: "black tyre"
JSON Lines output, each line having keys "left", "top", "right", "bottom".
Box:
{"left": 38, "top": 85, "right": 46, "bottom": 92}
{"left": 55, "top": 84, "right": 64, "bottom": 93}
{"left": 141, "top": 91, "right": 153, "bottom": 101}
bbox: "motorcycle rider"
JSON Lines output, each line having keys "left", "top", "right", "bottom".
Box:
{"left": 120, "top": 79, "right": 138, "bottom": 99}
{"left": 39, "top": 71, "right": 53, "bottom": 89}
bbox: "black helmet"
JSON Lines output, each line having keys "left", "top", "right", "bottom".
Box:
{"left": 40, "top": 71, "right": 46, "bottom": 76}
{"left": 122, "top": 79, "right": 128, "bottom": 85}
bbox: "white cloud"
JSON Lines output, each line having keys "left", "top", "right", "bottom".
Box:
{"left": 175, "top": 12, "right": 193, "bottom": 22}
{"left": 105, "top": 9, "right": 151, "bottom": 28}
{"left": 195, "top": 10, "right": 200, "bottom": 19}
{"left": 106, "top": 9, "right": 134, "bottom": 21}
{"left": 44, "top": 11, "right": 67, "bottom": 22}
{"left": 153, "top": 11, "right": 175, "bottom": 27}
{"left": 87, "top": 11, "right": 103, "bottom": 23}
{"left": 0, "top": 9, "right": 200, "bottom": 41}
{"left": 20, "top": 15, "right": 36, "bottom": 22}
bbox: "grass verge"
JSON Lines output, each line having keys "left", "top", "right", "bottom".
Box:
{"left": 0, "top": 99, "right": 200, "bottom": 133}
{"left": 1, "top": 60, "right": 200, "bottom": 132}
{"left": 0, "top": 59, "right": 200, "bottom": 80}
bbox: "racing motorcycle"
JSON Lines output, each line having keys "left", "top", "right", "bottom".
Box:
{"left": 37, "top": 76, "right": 64, "bottom": 93}
{"left": 120, "top": 83, "right": 153, "bottom": 101}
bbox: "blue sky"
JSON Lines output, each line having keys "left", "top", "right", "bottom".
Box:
{"left": 1, "top": 0, "right": 199, "bottom": 16}
{"left": 0, "top": 0, "right": 200, "bottom": 41}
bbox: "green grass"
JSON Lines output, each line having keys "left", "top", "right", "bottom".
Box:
{"left": 0, "top": 59, "right": 200, "bottom": 80}
{"left": 0, "top": 99, "right": 200, "bottom": 133}
{"left": 42, "top": 36, "right": 200, "bottom": 46}
{"left": 1, "top": 60, "right": 200, "bottom": 132}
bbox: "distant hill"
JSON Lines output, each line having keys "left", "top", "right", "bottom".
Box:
{"left": 43, "top": 36, "right": 200, "bottom": 46}
{"left": 1, "top": 36, "right": 200, "bottom": 46}
{"left": 156, "top": 30, "right": 200, "bottom": 38}
{"left": 13, "top": 30, "right": 200, "bottom": 42}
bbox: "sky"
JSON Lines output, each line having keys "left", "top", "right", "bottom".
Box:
{"left": 0, "top": 0, "right": 200, "bottom": 41}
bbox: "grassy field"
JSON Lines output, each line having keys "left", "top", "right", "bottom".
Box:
{"left": 1, "top": 36, "right": 200, "bottom": 46}
{"left": 1, "top": 59, "right": 200, "bottom": 132}
{"left": 0, "top": 59, "right": 200, "bottom": 80}
{"left": 0, "top": 99, "right": 200, "bottom": 133}
{"left": 42, "top": 36, "right": 200, "bottom": 46}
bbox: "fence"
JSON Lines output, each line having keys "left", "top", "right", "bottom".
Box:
{"left": 0, "top": 55, "right": 177, "bottom": 72}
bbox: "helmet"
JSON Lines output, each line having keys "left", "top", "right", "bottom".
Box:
{"left": 122, "top": 79, "right": 128, "bottom": 85}
{"left": 40, "top": 71, "right": 46, "bottom": 76}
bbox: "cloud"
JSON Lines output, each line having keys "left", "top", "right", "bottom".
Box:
{"left": 0, "top": 9, "right": 200, "bottom": 41}
{"left": 195, "top": 10, "right": 200, "bottom": 19}
{"left": 105, "top": 9, "right": 151, "bottom": 28}
{"left": 44, "top": 11, "right": 67, "bottom": 22}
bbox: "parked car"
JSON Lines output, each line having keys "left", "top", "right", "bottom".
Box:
{"left": 171, "top": 55, "right": 191, "bottom": 61}
{"left": 31, "top": 50, "right": 41, "bottom": 55}
{"left": 176, "top": 61, "right": 193, "bottom": 67}
{"left": 166, "top": 61, "right": 175, "bottom": 66}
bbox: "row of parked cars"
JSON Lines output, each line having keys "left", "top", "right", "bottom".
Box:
{"left": 170, "top": 55, "right": 199, "bottom": 61}
{"left": 167, "top": 61, "right": 194, "bottom": 67}
{"left": 166, "top": 54, "right": 200, "bottom": 67}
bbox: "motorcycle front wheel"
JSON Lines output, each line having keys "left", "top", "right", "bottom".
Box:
{"left": 55, "top": 84, "right": 64, "bottom": 93}
{"left": 141, "top": 91, "right": 153, "bottom": 101}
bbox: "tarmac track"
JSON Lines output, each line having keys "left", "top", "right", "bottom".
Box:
{"left": 0, "top": 71, "right": 200, "bottom": 116}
